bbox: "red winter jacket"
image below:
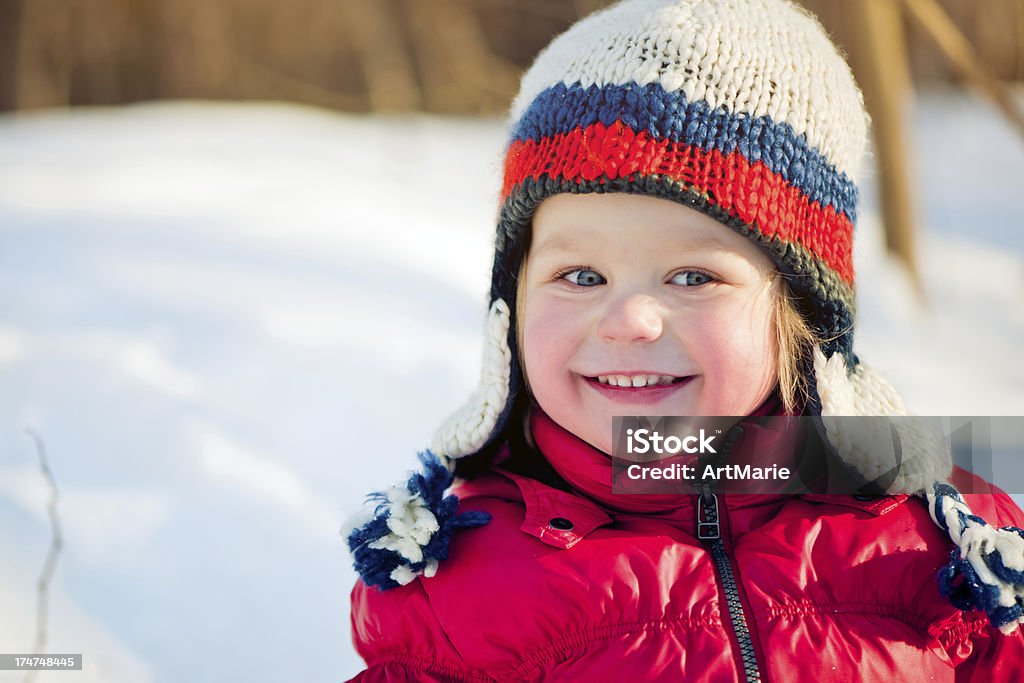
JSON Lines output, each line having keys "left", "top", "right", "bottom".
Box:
{"left": 349, "top": 407, "right": 1024, "bottom": 681}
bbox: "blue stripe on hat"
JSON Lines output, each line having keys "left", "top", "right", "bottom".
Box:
{"left": 509, "top": 81, "right": 858, "bottom": 223}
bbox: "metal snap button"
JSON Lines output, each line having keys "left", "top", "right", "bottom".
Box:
{"left": 548, "top": 517, "right": 574, "bottom": 531}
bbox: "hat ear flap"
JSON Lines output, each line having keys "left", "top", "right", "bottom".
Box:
{"left": 812, "top": 346, "right": 952, "bottom": 493}
{"left": 813, "top": 346, "right": 906, "bottom": 417}
{"left": 431, "top": 298, "right": 513, "bottom": 459}
{"left": 345, "top": 300, "right": 514, "bottom": 590}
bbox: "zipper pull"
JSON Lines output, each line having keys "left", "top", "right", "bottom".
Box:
{"left": 695, "top": 423, "right": 742, "bottom": 542}
{"left": 697, "top": 483, "right": 720, "bottom": 540}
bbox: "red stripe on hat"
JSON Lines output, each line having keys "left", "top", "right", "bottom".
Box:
{"left": 501, "top": 120, "right": 854, "bottom": 284}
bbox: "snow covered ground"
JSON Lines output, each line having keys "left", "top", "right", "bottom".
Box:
{"left": 0, "top": 90, "right": 1022, "bottom": 682}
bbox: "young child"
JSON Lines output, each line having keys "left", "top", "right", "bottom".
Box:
{"left": 344, "top": 0, "right": 1024, "bottom": 679}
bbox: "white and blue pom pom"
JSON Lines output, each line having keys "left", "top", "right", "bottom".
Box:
{"left": 926, "top": 482, "right": 1024, "bottom": 634}
{"left": 343, "top": 451, "right": 491, "bottom": 590}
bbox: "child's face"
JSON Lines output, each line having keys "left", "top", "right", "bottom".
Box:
{"left": 520, "top": 193, "right": 780, "bottom": 455}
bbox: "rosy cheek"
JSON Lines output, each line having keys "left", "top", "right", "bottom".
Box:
{"left": 693, "top": 304, "right": 774, "bottom": 377}
{"left": 718, "top": 302, "right": 777, "bottom": 388}
{"left": 523, "top": 300, "right": 573, "bottom": 374}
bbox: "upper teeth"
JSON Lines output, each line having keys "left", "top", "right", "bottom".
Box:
{"left": 596, "top": 374, "right": 678, "bottom": 387}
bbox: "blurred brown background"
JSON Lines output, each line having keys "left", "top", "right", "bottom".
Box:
{"left": 2, "top": 0, "right": 1022, "bottom": 114}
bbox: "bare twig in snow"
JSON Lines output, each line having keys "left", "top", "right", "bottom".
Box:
{"left": 22, "top": 428, "right": 63, "bottom": 683}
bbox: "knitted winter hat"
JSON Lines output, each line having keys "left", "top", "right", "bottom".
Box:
{"left": 346, "top": 0, "right": 1024, "bottom": 634}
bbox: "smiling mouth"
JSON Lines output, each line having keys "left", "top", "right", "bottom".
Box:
{"left": 587, "top": 373, "right": 691, "bottom": 388}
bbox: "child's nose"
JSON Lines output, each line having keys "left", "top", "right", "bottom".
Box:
{"left": 597, "top": 294, "right": 664, "bottom": 343}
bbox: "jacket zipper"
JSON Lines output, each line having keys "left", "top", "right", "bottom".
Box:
{"left": 696, "top": 426, "right": 763, "bottom": 683}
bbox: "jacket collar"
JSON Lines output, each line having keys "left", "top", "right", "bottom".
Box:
{"left": 529, "top": 394, "right": 804, "bottom": 513}
{"left": 503, "top": 470, "right": 613, "bottom": 550}
{"left": 485, "top": 402, "right": 912, "bottom": 550}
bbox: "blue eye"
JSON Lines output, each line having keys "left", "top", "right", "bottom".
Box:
{"left": 672, "top": 270, "right": 714, "bottom": 287}
{"left": 562, "top": 268, "right": 606, "bottom": 287}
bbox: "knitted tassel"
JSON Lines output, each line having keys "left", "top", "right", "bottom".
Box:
{"left": 926, "top": 482, "right": 1024, "bottom": 634}
{"left": 343, "top": 451, "right": 492, "bottom": 590}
